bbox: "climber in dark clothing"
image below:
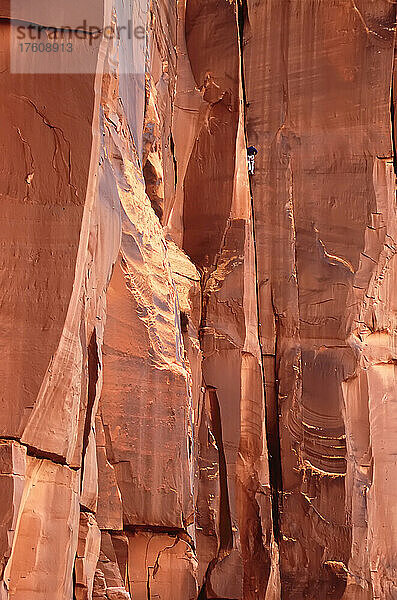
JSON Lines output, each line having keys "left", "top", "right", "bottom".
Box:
{"left": 247, "top": 145, "right": 258, "bottom": 175}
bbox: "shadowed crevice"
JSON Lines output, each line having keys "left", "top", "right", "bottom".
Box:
{"left": 80, "top": 329, "right": 99, "bottom": 492}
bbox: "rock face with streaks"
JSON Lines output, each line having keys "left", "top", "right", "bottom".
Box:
{"left": 243, "top": 1, "right": 397, "bottom": 598}
{"left": 0, "top": 0, "right": 396, "bottom": 598}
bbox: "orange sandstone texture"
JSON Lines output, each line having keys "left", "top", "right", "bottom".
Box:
{"left": 0, "top": 1, "right": 396, "bottom": 599}
{"left": 243, "top": 1, "right": 396, "bottom": 598}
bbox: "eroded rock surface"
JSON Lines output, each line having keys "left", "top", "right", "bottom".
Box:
{"left": 0, "top": 0, "right": 396, "bottom": 599}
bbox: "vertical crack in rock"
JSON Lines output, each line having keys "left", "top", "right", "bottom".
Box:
{"left": 80, "top": 329, "right": 99, "bottom": 498}
{"left": 196, "top": 384, "right": 234, "bottom": 599}
{"left": 147, "top": 537, "right": 179, "bottom": 600}
{"left": 72, "top": 563, "right": 77, "bottom": 600}
{"left": 391, "top": 39, "right": 397, "bottom": 179}
{"left": 237, "top": 0, "right": 249, "bottom": 103}
{"left": 268, "top": 294, "right": 283, "bottom": 543}
{"left": 238, "top": 0, "right": 283, "bottom": 546}
{"left": 207, "top": 387, "right": 234, "bottom": 553}
{"left": 170, "top": 132, "right": 178, "bottom": 189}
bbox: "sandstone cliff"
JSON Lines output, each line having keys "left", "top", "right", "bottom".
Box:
{"left": 0, "top": 1, "right": 396, "bottom": 599}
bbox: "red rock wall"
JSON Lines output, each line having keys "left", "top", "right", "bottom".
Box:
{"left": 0, "top": 1, "right": 396, "bottom": 599}
{"left": 243, "top": 1, "right": 396, "bottom": 598}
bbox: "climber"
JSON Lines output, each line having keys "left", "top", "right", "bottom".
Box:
{"left": 247, "top": 145, "right": 258, "bottom": 175}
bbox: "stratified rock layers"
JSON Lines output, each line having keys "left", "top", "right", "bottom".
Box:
{"left": 0, "top": 0, "right": 396, "bottom": 599}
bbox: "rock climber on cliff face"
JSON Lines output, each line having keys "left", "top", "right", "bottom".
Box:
{"left": 247, "top": 145, "right": 258, "bottom": 175}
